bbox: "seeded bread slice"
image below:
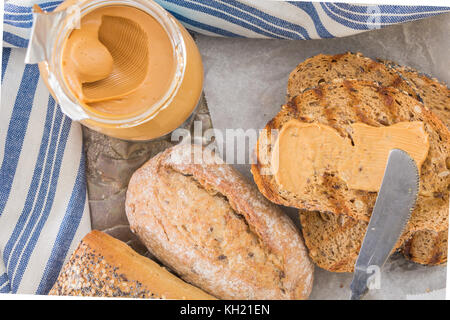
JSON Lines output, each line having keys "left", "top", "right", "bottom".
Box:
{"left": 251, "top": 79, "right": 450, "bottom": 234}
{"left": 287, "top": 52, "right": 449, "bottom": 128}
{"left": 403, "top": 229, "right": 448, "bottom": 265}
{"left": 381, "top": 61, "right": 449, "bottom": 128}
{"left": 299, "top": 210, "right": 412, "bottom": 272}
{"left": 284, "top": 54, "right": 449, "bottom": 271}
{"left": 287, "top": 52, "right": 416, "bottom": 101}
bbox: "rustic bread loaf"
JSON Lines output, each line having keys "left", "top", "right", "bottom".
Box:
{"left": 251, "top": 79, "right": 450, "bottom": 235}
{"left": 382, "top": 60, "right": 450, "bottom": 128}
{"left": 403, "top": 229, "right": 448, "bottom": 265}
{"left": 49, "top": 230, "right": 215, "bottom": 299}
{"left": 299, "top": 210, "right": 412, "bottom": 272}
{"left": 287, "top": 52, "right": 416, "bottom": 101}
{"left": 125, "top": 143, "right": 314, "bottom": 300}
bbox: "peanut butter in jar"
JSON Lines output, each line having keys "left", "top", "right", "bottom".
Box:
{"left": 38, "top": 0, "right": 203, "bottom": 141}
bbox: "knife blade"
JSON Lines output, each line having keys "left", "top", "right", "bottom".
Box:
{"left": 350, "top": 149, "right": 419, "bottom": 300}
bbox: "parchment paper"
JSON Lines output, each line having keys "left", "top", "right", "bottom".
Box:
{"left": 83, "top": 15, "right": 449, "bottom": 300}
{"left": 196, "top": 13, "right": 450, "bottom": 300}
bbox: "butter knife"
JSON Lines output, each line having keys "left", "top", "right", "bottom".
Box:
{"left": 350, "top": 149, "right": 419, "bottom": 300}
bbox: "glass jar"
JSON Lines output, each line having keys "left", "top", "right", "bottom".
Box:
{"left": 38, "top": 0, "right": 203, "bottom": 141}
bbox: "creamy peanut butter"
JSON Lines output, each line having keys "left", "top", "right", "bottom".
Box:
{"left": 62, "top": 5, "right": 175, "bottom": 116}
{"left": 272, "top": 120, "right": 429, "bottom": 193}
{"left": 39, "top": 0, "right": 203, "bottom": 140}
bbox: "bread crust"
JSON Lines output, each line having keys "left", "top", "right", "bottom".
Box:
{"left": 49, "top": 230, "right": 215, "bottom": 299}
{"left": 125, "top": 143, "right": 314, "bottom": 300}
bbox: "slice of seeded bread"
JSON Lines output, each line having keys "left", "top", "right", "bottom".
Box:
{"left": 287, "top": 52, "right": 449, "bottom": 128}
{"left": 299, "top": 210, "right": 446, "bottom": 271}
{"left": 282, "top": 54, "right": 449, "bottom": 271}
{"left": 251, "top": 79, "right": 450, "bottom": 235}
{"left": 299, "top": 210, "right": 412, "bottom": 272}
{"left": 403, "top": 229, "right": 448, "bottom": 265}
{"left": 381, "top": 61, "right": 449, "bottom": 128}
{"left": 287, "top": 52, "right": 416, "bottom": 101}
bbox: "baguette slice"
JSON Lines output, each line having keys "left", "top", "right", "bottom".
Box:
{"left": 287, "top": 52, "right": 416, "bottom": 100}
{"left": 403, "top": 229, "right": 448, "bottom": 265}
{"left": 382, "top": 60, "right": 450, "bottom": 128}
{"left": 49, "top": 230, "right": 215, "bottom": 299}
{"left": 252, "top": 79, "right": 450, "bottom": 234}
{"left": 126, "top": 143, "right": 314, "bottom": 300}
{"left": 299, "top": 210, "right": 411, "bottom": 272}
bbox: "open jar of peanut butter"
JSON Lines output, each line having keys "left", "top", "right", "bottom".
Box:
{"left": 30, "top": 0, "right": 203, "bottom": 141}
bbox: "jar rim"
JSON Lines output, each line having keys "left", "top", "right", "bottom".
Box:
{"left": 48, "top": 0, "right": 187, "bottom": 127}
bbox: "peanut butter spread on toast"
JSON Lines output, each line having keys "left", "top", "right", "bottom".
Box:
{"left": 272, "top": 120, "right": 429, "bottom": 193}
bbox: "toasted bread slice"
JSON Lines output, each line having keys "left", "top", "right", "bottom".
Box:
{"left": 299, "top": 210, "right": 446, "bottom": 271}
{"left": 251, "top": 79, "right": 450, "bottom": 234}
{"left": 299, "top": 210, "right": 411, "bottom": 272}
{"left": 382, "top": 61, "right": 449, "bottom": 128}
{"left": 287, "top": 52, "right": 416, "bottom": 101}
{"left": 403, "top": 229, "right": 448, "bottom": 265}
{"left": 287, "top": 52, "right": 449, "bottom": 128}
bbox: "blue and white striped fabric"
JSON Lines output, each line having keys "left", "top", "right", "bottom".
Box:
{"left": 2, "top": 0, "right": 94, "bottom": 295}
{"left": 3, "top": 0, "right": 450, "bottom": 47}
{"left": 0, "top": 47, "right": 91, "bottom": 294}
{"left": 1, "top": 0, "right": 449, "bottom": 296}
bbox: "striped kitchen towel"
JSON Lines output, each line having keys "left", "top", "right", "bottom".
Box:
{"left": 4, "top": 1, "right": 450, "bottom": 47}
{"left": 0, "top": 47, "right": 91, "bottom": 295}
{"left": 1, "top": 0, "right": 93, "bottom": 295}
{"left": 1, "top": 0, "right": 449, "bottom": 296}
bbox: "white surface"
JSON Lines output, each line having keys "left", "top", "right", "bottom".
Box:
{"left": 197, "top": 13, "right": 449, "bottom": 300}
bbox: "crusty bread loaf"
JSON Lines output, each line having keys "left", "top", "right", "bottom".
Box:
{"left": 49, "top": 230, "right": 215, "bottom": 299}
{"left": 299, "top": 210, "right": 412, "bottom": 272}
{"left": 287, "top": 52, "right": 416, "bottom": 101}
{"left": 251, "top": 79, "right": 450, "bottom": 235}
{"left": 383, "top": 61, "right": 449, "bottom": 128}
{"left": 125, "top": 143, "right": 314, "bottom": 300}
{"left": 403, "top": 229, "right": 448, "bottom": 265}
